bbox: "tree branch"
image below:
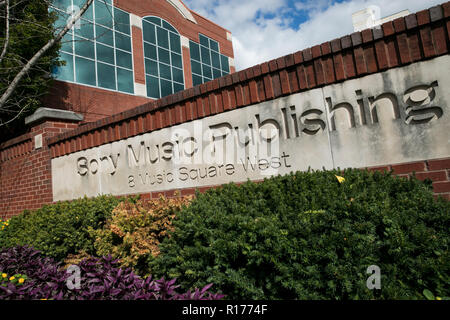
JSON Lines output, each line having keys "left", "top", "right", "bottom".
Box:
{"left": 0, "top": 0, "right": 94, "bottom": 126}
{"left": 0, "top": 0, "right": 10, "bottom": 64}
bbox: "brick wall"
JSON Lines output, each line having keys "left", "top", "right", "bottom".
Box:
{"left": 1, "top": 2, "right": 449, "bottom": 218}
{"left": 0, "top": 121, "right": 79, "bottom": 219}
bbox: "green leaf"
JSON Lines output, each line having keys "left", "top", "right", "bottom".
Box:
{"left": 423, "top": 289, "right": 435, "bottom": 300}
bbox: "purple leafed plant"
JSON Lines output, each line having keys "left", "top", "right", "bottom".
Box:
{"left": 0, "top": 246, "right": 225, "bottom": 300}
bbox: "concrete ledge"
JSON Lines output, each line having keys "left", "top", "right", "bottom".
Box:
{"left": 25, "top": 108, "right": 84, "bottom": 126}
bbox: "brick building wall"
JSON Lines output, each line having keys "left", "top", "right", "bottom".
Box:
{"left": 1, "top": 2, "right": 450, "bottom": 218}
{"left": 0, "top": 120, "right": 80, "bottom": 219}
{"left": 43, "top": 0, "right": 236, "bottom": 124}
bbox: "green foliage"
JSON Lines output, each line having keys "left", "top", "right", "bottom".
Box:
{"left": 0, "top": 0, "right": 62, "bottom": 140}
{"left": 91, "top": 194, "right": 193, "bottom": 277}
{"left": 0, "top": 195, "right": 123, "bottom": 261}
{"left": 149, "top": 169, "right": 450, "bottom": 300}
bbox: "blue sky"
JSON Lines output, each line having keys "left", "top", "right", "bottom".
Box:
{"left": 183, "top": 0, "right": 442, "bottom": 70}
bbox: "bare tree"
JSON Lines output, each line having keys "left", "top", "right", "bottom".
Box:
{"left": 0, "top": 0, "right": 94, "bottom": 127}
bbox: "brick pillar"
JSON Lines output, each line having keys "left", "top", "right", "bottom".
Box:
{"left": 0, "top": 108, "right": 83, "bottom": 219}
{"left": 130, "top": 14, "right": 147, "bottom": 97}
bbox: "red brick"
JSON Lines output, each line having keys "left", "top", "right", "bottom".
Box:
{"left": 351, "top": 32, "right": 362, "bottom": 46}
{"left": 428, "top": 158, "right": 450, "bottom": 171}
{"left": 416, "top": 10, "right": 430, "bottom": 25}
{"left": 302, "top": 48, "right": 313, "bottom": 61}
{"left": 181, "top": 188, "right": 196, "bottom": 196}
{"left": 363, "top": 45, "right": 378, "bottom": 73}
{"left": 304, "top": 63, "right": 317, "bottom": 88}
{"left": 393, "top": 17, "right": 406, "bottom": 33}
{"left": 296, "top": 65, "right": 308, "bottom": 89}
{"left": 287, "top": 68, "right": 300, "bottom": 93}
{"left": 367, "top": 165, "right": 391, "bottom": 173}
{"left": 311, "top": 45, "right": 322, "bottom": 58}
{"left": 276, "top": 56, "right": 286, "bottom": 69}
{"left": 342, "top": 52, "right": 356, "bottom": 78}
{"left": 260, "top": 62, "right": 270, "bottom": 74}
{"left": 361, "top": 29, "right": 373, "bottom": 43}
{"left": 313, "top": 59, "right": 326, "bottom": 85}
{"left": 382, "top": 21, "right": 395, "bottom": 36}
{"left": 391, "top": 162, "right": 426, "bottom": 174}
{"left": 221, "top": 90, "right": 231, "bottom": 111}
{"left": 228, "top": 88, "right": 237, "bottom": 109}
{"left": 234, "top": 85, "right": 245, "bottom": 107}
{"left": 374, "top": 41, "right": 389, "bottom": 70}
{"left": 405, "top": 14, "right": 418, "bottom": 29}
{"left": 414, "top": 171, "right": 447, "bottom": 182}
{"left": 279, "top": 70, "right": 291, "bottom": 95}
{"left": 293, "top": 51, "right": 303, "bottom": 64}
{"left": 271, "top": 73, "right": 282, "bottom": 97}
{"left": 263, "top": 75, "right": 274, "bottom": 99}
{"left": 249, "top": 80, "right": 260, "bottom": 103}
{"left": 354, "top": 47, "right": 368, "bottom": 75}
{"left": 433, "top": 181, "right": 450, "bottom": 193}
{"left": 385, "top": 39, "right": 400, "bottom": 67}
{"left": 340, "top": 35, "right": 352, "bottom": 49}
{"left": 268, "top": 59, "right": 278, "bottom": 72}
{"left": 256, "top": 78, "right": 266, "bottom": 102}
{"left": 431, "top": 25, "right": 448, "bottom": 55}
{"left": 444, "top": 2, "right": 450, "bottom": 18}
{"left": 330, "top": 39, "right": 342, "bottom": 52}
{"left": 285, "top": 53, "right": 295, "bottom": 67}
{"left": 396, "top": 33, "right": 412, "bottom": 64}
{"left": 420, "top": 27, "right": 436, "bottom": 57}
{"left": 407, "top": 32, "right": 422, "bottom": 62}
{"left": 429, "top": 5, "right": 443, "bottom": 22}
{"left": 241, "top": 82, "right": 251, "bottom": 105}
{"left": 434, "top": 193, "right": 450, "bottom": 201}
{"left": 333, "top": 54, "right": 346, "bottom": 81}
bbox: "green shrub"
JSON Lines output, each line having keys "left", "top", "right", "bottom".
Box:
{"left": 0, "top": 195, "right": 123, "bottom": 261}
{"left": 149, "top": 169, "right": 450, "bottom": 300}
{"left": 91, "top": 194, "right": 193, "bottom": 276}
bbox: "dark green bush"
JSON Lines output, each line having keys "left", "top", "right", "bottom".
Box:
{"left": 0, "top": 196, "right": 123, "bottom": 261}
{"left": 149, "top": 169, "right": 450, "bottom": 300}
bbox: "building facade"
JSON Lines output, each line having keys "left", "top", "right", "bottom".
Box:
{"left": 45, "top": 0, "right": 235, "bottom": 122}
{"left": 1, "top": 1, "right": 449, "bottom": 218}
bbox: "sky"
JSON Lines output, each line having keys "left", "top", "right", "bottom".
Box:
{"left": 183, "top": 0, "right": 443, "bottom": 71}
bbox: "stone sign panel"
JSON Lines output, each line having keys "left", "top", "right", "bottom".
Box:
{"left": 52, "top": 55, "right": 450, "bottom": 201}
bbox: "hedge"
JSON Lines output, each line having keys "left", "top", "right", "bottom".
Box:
{"left": 0, "top": 196, "right": 123, "bottom": 261}
{"left": 149, "top": 169, "right": 450, "bottom": 300}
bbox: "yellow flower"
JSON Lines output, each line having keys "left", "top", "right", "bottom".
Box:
{"left": 436, "top": 297, "right": 442, "bottom": 300}
{"left": 18, "top": 278, "right": 25, "bottom": 284}
{"left": 1, "top": 273, "right": 7, "bottom": 278}
{"left": 9, "top": 276, "right": 15, "bottom": 281}
{"left": 335, "top": 175, "right": 345, "bottom": 183}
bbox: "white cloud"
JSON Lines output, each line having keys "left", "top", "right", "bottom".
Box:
{"left": 183, "top": 0, "right": 443, "bottom": 71}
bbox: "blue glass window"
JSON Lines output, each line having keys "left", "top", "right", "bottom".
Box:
{"left": 75, "top": 57, "right": 96, "bottom": 86}
{"left": 142, "top": 17, "right": 184, "bottom": 99}
{"left": 57, "top": 52, "right": 74, "bottom": 82}
{"left": 190, "top": 34, "right": 231, "bottom": 86}
{"left": 52, "top": 1, "right": 134, "bottom": 95}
